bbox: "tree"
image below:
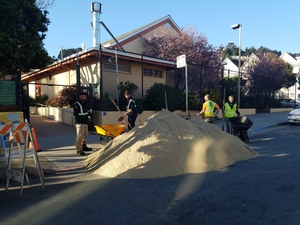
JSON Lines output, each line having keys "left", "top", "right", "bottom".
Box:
{"left": 223, "top": 43, "right": 241, "bottom": 59}
{"left": 35, "top": 0, "right": 55, "bottom": 10}
{"left": 245, "top": 52, "right": 296, "bottom": 109}
{"left": 142, "top": 27, "right": 222, "bottom": 100}
{"left": 56, "top": 47, "right": 82, "bottom": 60}
{"left": 244, "top": 46, "right": 257, "bottom": 56}
{"left": 0, "top": 0, "right": 52, "bottom": 77}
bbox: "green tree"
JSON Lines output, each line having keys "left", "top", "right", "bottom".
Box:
{"left": 56, "top": 47, "right": 82, "bottom": 60}
{"left": 0, "top": 0, "right": 52, "bottom": 77}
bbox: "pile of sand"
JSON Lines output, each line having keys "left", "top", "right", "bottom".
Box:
{"left": 85, "top": 109, "right": 257, "bottom": 178}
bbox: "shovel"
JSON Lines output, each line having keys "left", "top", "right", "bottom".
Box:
{"left": 117, "top": 116, "right": 124, "bottom": 122}
{"left": 110, "top": 98, "right": 132, "bottom": 129}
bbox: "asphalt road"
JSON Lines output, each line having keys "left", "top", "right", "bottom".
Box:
{"left": 1, "top": 124, "right": 300, "bottom": 225}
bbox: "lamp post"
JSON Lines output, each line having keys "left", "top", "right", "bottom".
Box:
{"left": 231, "top": 23, "right": 242, "bottom": 107}
{"left": 115, "top": 48, "right": 119, "bottom": 107}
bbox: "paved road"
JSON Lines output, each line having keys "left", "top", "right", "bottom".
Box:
{"left": 1, "top": 111, "right": 299, "bottom": 225}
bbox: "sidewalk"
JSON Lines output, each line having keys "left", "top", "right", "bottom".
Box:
{"left": 2, "top": 111, "right": 290, "bottom": 176}
{"left": 29, "top": 114, "right": 103, "bottom": 173}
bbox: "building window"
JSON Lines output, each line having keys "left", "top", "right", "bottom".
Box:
{"left": 143, "top": 68, "right": 163, "bottom": 78}
{"left": 143, "top": 69, "right": 152, "bottom": 76}
{"left": 154, "top": 70, "right": 162, "bottom": 77}
{"left": 103, "top": 60, "right": 130, "bottom": 73}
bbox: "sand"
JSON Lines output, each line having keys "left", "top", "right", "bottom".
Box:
{"left": 84, "top": 109, "right": 257, "bottom": 178}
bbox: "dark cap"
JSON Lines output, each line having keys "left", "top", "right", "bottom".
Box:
{"left": 80, "top": 92, "right": 87, "bottom": 96}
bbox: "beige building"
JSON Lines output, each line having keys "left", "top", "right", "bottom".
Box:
{"left": 21, "top": 15, "right": 181, "bottom": 103}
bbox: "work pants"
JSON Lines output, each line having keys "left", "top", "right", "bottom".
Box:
{"left": 75, "top": 124, "right": 88, "bottom": 151}
{"left": 225, "top": 118, "right": 232, "bottom": 133}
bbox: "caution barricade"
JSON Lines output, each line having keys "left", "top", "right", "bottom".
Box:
{"left": 0, "top": 123, "right": 12, "bottom": 154}
{"left": 5, "top": 122, "right": 46, "bottom": 197}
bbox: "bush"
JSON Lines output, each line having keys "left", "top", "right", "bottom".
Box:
{"left": 187, "top": 92, "right": 200, "bottom": 110}
{"left": 45, "top": 86, "right": 76, "bottom": 107}
{"left": 35, "top": 94, "right": 49, "bottom": 104}
{"left": 144, "top": 83, "right": 185, "bottom": 111}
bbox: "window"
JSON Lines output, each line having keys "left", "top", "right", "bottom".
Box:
{"left": 143, "top": 68, "right": 163, "bottom": 78}
{"left": 143, "top": 69, "right": 152, "bottom": 76}
{"left": 103, "top": 61, "right": 130, "bottom": 73}
{"left": 154, "top": 70, "right": 162, "bottom": 77}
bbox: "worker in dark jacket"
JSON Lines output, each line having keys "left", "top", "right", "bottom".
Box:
{"left": 73, "top": 92, "right": 93, "bottom": 156}
{"left": 122, "top": 90, "right": 138, "bottom": 131}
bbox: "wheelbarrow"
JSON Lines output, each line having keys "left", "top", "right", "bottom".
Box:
{"left": 91, "top": 124, "right": 125, "bottom": 144}
{"left": 228, "top": 116, "right": 253, "bottom": 142}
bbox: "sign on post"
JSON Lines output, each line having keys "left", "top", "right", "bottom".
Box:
{"left": 176, "top": 54, "right": 187, "bottom": 68}
{"left": 176, "top": 54, "right": 189, "bottom": 118}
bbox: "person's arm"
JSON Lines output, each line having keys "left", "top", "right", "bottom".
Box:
{"left": 123, "top": 100, "right": 134, "bottom": 117}
{"left": 236, "top": 104, "right": 240, "bottom": 116}
{"left": 73, "top": 102, "right": 79, "bottom": 116}
{"left": 215, "top": 103, "right": 220, "bottom": 114}
{"left": 199, "top": 104, "right": 206, "bottom": 115}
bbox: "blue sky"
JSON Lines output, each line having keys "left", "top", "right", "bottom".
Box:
{"left": 44, "top": 0, "right": 300, "bottom": 58}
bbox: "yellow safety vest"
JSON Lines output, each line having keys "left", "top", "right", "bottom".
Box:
{"left": 224, "top": 102, "right": 237, "bottom": 118}
{"left": 204, "top": 100, "right": 215, "bottom": 117}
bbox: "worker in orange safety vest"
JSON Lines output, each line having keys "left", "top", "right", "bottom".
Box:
{"left": 199, "top": 94, "right": 220, "bottom": 123}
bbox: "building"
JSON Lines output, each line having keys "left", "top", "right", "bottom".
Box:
{"left": 21, "top": 15, "right": 181, "bottom": 103}
{"left": 279, "top": 52, "right": 300, "bottom": 100}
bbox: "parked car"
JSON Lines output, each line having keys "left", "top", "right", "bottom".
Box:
{"left": 288, "top": 105, "right": 300, "bottom": 124}
{"left": 279, "top": 98, "right": 298, "bottom": 108}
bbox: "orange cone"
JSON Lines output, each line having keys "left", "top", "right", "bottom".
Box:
{"left": 31, "top": 127, "right": 41, "bottom": 152}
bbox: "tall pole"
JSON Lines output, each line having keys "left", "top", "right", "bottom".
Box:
{"left": 237, "top": 25, "right": 242, "bottom": 108}
{"left": 185, "top": 64, "right": 189, "bottom": 118}
{"left": 231, "top": 23, "right": 242, "bottom": 107}
{"left": 115, "top": 48, "right": 119, "bottom": 107}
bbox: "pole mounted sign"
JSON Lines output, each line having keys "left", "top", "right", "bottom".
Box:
{"left": 176, "top": 54, "right": 187, "bottom": 68}
{"left": 176, "top": 54, "right": 189, "bottom": 119}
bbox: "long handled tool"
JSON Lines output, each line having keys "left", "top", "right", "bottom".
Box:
{"left": 221, "top": 87, "right": 226, "bottom": 131}
{"left": 110, "top": 98, "right": 132, "bottom": 129}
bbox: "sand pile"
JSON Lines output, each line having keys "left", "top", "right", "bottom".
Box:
{"left": 85, "top": 109, "right": 257, "bottom": 178}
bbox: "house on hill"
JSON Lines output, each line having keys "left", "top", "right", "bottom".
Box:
{"left": 280, "top": 52, "right": 300, "bottom": 100}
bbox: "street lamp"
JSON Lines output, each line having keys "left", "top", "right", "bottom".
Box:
{"left": 231, "top": 23, "right": 242, "bottom": 107}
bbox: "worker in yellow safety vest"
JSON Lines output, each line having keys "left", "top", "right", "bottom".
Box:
{"left": 224, "top": 95, "right": 240, "bottom": 133}
{"left": 199, "top": 94, "right": 220, "bottom": 123}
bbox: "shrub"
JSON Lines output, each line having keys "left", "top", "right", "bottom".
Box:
{"left": 144, "top": 83, "right": 185, "bottom": 111}
{"left": 45, "top": 86, "right": 76, "bottom": 107}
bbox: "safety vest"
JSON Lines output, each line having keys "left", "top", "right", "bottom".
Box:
{"left": 204, "top": 100, "right": 215, "bottom": 117}
{"left": 126, "top": 99, "right": 136, "bottom": 115}
{"left": 73, "top": 101, "right": 89, "bottom": 124}
{"left": 224, "top": 102, "right": 237, "bottom": 118}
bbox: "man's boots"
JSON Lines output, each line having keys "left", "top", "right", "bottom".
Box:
{"left": 82, "top": 144, "right": 92, "bottom": 152}
{"left": 77, "top": 150, "right": 85, "bottom": 156}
